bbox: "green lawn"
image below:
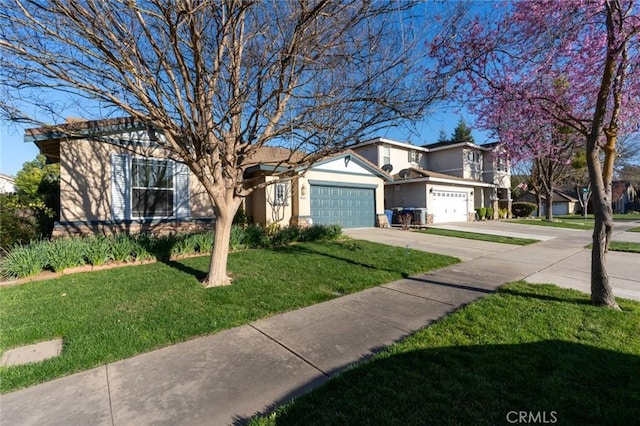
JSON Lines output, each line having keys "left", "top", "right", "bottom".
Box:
{"left": 0, "top": 240, "right": 457, "bottom": 393}
{"left": 251, "top": 282, "right": 640, "bottom": 426}
{"left": 509, "top": 218, "right": 593, "bottom": 230}
{"left": 555, "top": 214, "right": 640, "bottom": 221}
{"left": 416, "top": 228, "right": 539, "bottom": 245}
{"left": 628, "top": 227, "right": 640, "bottom": 233}
{"left": 608, "top": 241, "right": 640, "bottom": 253}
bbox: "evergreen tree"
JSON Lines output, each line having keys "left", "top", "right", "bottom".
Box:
{"left": 450, "top": 118, "right": 475, "bottom": 144}
{"left": 437, "top": 128, "right": 448, "bottom": 143}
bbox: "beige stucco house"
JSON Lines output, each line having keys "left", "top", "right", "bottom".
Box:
{"left": 26, "top": 118, "right": 390, "bottom": 236}
{"left": 351, "top": 137, "right": 511, "bottom": 224}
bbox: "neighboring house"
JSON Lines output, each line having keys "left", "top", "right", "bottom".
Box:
{"left": 0, "top": 173, "right": 16, "bottom": 193}
{"left": 245, "top": 149, "right": 391, "bottom": 229}
{"left": 611, "top": 181, "right": 638, "bottom": 214}
{"left": 25, "top": 118, "right": 391, "bottom": 236}
{"left": 351, "top": 138, "right": 511, "bottom": 224}
{"left": 516, "top": 189, "right": 580, "bottom": 216}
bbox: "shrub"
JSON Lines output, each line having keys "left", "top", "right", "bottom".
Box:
{"left": 0, "top": 194, "right": 40, "bottom": 250}
{"left": 512, "top": 202, "right": 537, "bottom": 218}
{"left": 46, "top": 237, "right": 86, "bottom": 272}
{"left": 84, "top": 235, "right": 113, "bottom": 266}
{"left": 186, "top": 232, "right": 213, "bottom": 253}
{"left": 475, "top": 207, "right": 486, "bottom": 220}
{"left": 228, "top": 224, "right": 249, "bottom": 250}
{"left": 301, "top": 224, "right": 342, "bottom": 242}
{"left": 270, "top": 226, "right": 302, "bottom": 247}
{"left": 111, "top": 234, "right": 135, "bottom": 263}
{"left": 243, "top": 224, "right": 268, "bottom": 248}
{"left": 498, "top": 208, "right": 509, "bottom": 219}
{"left": 170, "top": 234, "right": 196, "bottom": 257}
{"left": 0, "top": 241, "right": 48, "bottom": 279}
{"left": 132, "top": 234, "right": 158, "bottom": 261}
{"left": 486, "top": 207, "right": 494, "bottom": 220}
{"left": 233, "top": 206, "right": 249, "bottom": 226}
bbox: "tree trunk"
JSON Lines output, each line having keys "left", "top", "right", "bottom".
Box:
{"left": 202, "top": 198, "right": 242, "bottom": 288}
{"left": 587, "top": 150, "right": 619, "bottom": 309}
{"left": 536, "top": 193, "right": 543, "bottom": 218}
{"left": 544, "top": 188, "right": 553, "bottom": 221}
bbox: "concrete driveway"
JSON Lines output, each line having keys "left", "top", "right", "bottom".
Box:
{"left": 345, "top": 219, "right": 640, "bottom": 301}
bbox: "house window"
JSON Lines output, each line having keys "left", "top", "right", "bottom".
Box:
{"left": 466, "top": 150, "right": 482, "bottom": 163}
{"left": 131, "top": 158, "right": 174, "bottom": 218}
{"left": 496, "top": 157, "right": 507, "bottom": 172}
{"left": 382, "top": 145, "right": 391, "bottom": 166}
{"left": 273, "top": 182, "right": 289, "bottom": 206}
{"left": 408, "top": 149, "right": 421, "bottom": 165}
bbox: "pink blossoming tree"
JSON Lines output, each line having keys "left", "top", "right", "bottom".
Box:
{"left": 432, "top": 0, "right": 640, "bottom": 308}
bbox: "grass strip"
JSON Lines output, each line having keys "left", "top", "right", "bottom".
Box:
{"left": 416, "top": 228, "right": 539, "bottom": 245}
{"left": 551, "top": 214, "right": 640, "bottom": 221}
{"left": 608, "top": 241, "right": 640, "bottom": 253}
{"left": 251, "top": 282, "right": 640, "bottom": 426}
{"left": 628, "top": 227, "right": 640, "bottom": 233}
{"left": 0, "top": 240, "right": 457, "bottom": 393}
{"left": 508, "top": 218, "right": 593, "bottom": 230}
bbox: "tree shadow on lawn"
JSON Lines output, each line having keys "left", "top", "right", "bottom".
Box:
{"left": 160, "top": 259, "right": 208, "bottom": 281}
{"left": 242, "top": 340, "right": 640, "bottom": 426}
{"left": 498, "top": 287, "right": 594, "bottom": 306}
{"left": 159, "top": 242, "right": 456, "bottom": 282}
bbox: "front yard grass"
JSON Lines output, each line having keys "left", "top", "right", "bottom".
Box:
{"left": 608, "top": 241, "right": 640, "bottom": 253}
{"left": 0, "top": 240, "right": 457, "bottom": 393}
{"left": 416, "top": 228, "right": 539, "bottom": 245}
{"left": 628, "top": 227, "right": 640, "bottom": 233}
{"left": 250, "top": 282, "right": 640, "bottom": 426}
{"left": 509, "top": 218, "right": 593, "bottom": 230}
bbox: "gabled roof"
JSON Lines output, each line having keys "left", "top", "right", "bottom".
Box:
{"left": 421, "top": 140, "right": 496, "bottom": 152}
{"left": 612, "top": 181, "right": 637, "bottom": 202}
{"left": 390, "top": 167, "right": 494, "bottom": 187}
{"left": 25, "top": 117, "right": 147, "bottom": 163}
{"left": 516, "top": 189, "right": 579, "bottom": 203}
{"left": 243, "top": 148, "right": 393, "bottom": 181}
{"left": 301, "top": 149, "right": 393, "bottom": 181}
{"left": 353, "top": 137, "right": 429, "bottom": 152}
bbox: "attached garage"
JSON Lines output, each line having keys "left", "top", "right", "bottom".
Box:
{"left": 310, "top": 184, "right": 376, "bottom": 228}
{"left": 431, "top": 189, "right": 469, "bottom": 223}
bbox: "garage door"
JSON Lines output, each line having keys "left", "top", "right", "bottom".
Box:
{"left": 310, "top": 185, "right": 375, "bottom": 228}
{"left": 432, "top": 190, "right": 469, "bottom": 223}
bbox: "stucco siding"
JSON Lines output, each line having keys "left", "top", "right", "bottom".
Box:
{"left": 352, "top": 144, "right": 378, "bottom": 165}
{"left": 429, "top": 149, "right": 464, "bottom": 177}
{"left": 59, "top": 138, "right": 213, "bottom": 223}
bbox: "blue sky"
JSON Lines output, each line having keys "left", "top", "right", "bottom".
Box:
{"left": 0, "top": 111, "right": 492, "bottom": 177}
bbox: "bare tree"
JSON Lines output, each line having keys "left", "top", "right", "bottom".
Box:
{"left": 0, "top": 0, "right": 451, "bottom": 286}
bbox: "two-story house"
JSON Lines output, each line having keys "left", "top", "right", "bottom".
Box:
{"left": 351, "top": 137, "right": 511, "bottom": 224}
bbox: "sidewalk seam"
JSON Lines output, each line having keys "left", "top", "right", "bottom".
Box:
{"left": 522, "top": 247, "right": 586, "bottom": 282}
{"left": 248, "top": 324, "right": 331, "bottom": 378}
{"left": 105, "top": 364, "right": 115, "bottom": 426}
{"left": 377, "top": 284, "right": 458, "bottom": 307}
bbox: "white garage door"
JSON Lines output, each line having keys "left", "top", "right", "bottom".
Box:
{"left": 432, "top": 190, "right": 469, "bottom": 223}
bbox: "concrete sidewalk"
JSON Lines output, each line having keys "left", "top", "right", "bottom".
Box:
{"left": 1, "top": 221, "right": 638, "bottom": 425}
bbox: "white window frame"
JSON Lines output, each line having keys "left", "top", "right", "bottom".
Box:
{"left": 382, "top": 145, "right": 391, "bottom": 166}
{"left": 131, "top": 157, "right": 175, "bottom": 220}
{"left": 273, "top": 182, "right": 289, "bottom": 206}
{"left": 408, "top": 149, "right": 421, "bottom": 165}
